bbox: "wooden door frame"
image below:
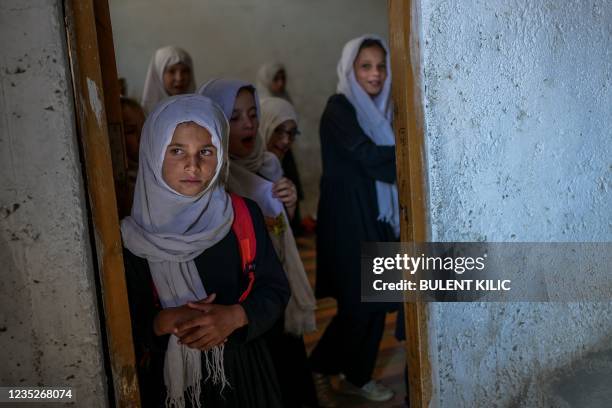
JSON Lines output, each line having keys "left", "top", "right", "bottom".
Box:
{"left": 62, "top": 0, "right": 431, "bottom": 406}
{"left": 389, "top": 0, "right": 432, "bottom": 406}
{"left": 64, "top": 0, "right": 140, "bottom": 406}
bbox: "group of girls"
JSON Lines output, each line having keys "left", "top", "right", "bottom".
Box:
{"left": 120, "top": 34, "right": 400, "bottom": 408}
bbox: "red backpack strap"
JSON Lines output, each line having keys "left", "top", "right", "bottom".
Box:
{"left": 230, "top": 193, "right": 257, "bottom": 303}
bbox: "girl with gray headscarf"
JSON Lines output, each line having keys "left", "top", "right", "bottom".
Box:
{"left": 121, "top": 94, "right": 289, "bottom": 408}
{"left": 199, "top": 79, "right": 318, "bottom": 408}
{"left": 141, "top": 46, "right": 196, "bottom": 114}
{"left": 310, "top": 35, "right": 399, "bottom": 405}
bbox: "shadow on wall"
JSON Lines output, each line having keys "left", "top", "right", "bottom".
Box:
{"left": 0, "top": 232, "right": 36, "bottom": 382}
{"left": 552, "top": 346, "right": 612, "bottom": 408}
{"left": 512, "top": 338, "right": 612, "bottom": 408}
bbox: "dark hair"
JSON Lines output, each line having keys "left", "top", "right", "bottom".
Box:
{"left": 238, "top": 85, "right": 256, "bottom": 96}
{"left": 120, "top": 96, "right": 143, "bottom": 110}
{"left": 358, "top": 39, "right": 387, "bottom": 56}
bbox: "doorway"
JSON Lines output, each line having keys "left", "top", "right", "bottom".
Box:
{"left": 64, "top": 0, "right": 429, "bottom": 406}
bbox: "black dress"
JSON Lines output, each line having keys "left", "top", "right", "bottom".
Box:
{"left": 315, "top": 93, "right": 397, "bottom": 310}
{"left": 250, "top": 173, "right": 318, "bottom": 407}
{"left": 123, "top": 199, "right": 290, "bottom": 408}
{"left": 310, "top": 94, "right": 398, "bottom": 387}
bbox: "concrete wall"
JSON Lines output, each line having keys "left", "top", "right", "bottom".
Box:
{"left": 421, "top": 0, "right": 612, "bottom": 406}
{"left": 0, "top": 1, "right": 108, "bottom": 406}
{"left": 109, "top": 0, "right": 388, "bottom": 217}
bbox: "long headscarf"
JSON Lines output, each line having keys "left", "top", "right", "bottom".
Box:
{"left": 121, "top": 94, "right": 232, "bottom": 408}
{"left": 199, "top": 79, "right": 316, "bottom": 336}
{"left": 256, "top": 62, "right": 293, "bottom": 102}
{"left": 259, "top": 97, "right": 298, "bottom": 146}
{"left": 337, "top": 34, "right": 400, "bottom": 237}
{"left": 142, "top": 46, "right": 196, "bottom": 115}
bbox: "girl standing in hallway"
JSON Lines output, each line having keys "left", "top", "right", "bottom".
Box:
{"left": 200, "top": 79, "right": 319, "bottom": 407}
{"left": 256, "top": 63, "right": 305, "bottom": 233}
{"left": 310, "top": 34, "right": 400, "bottom": 404}
{"left": 122, "top": 94, "right": 290, "bottom": 407}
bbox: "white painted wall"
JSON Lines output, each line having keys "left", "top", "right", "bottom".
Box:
{"left": 109, "top": 0, "right": 388, "bottom": 217}
{"left": 421, "top": 0, "right": 612, "bottom": 406}
{"left": 0, "top": 1, "right": 108, "bottom": 406}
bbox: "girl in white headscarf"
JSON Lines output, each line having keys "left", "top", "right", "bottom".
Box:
{"left": 258, "top": 97, "right": 306, "bottom": 234}
{"left": 309, "top": 35, "right": 399, "bottom": 405}
{"left": 121, "top": 94, "right": 289, "bottom": 408}
{"left": 259, "top": 97, "right": 298, "bottom": 162}
{"left": 256, "top": 62, "right": 292, "bottom": 102}
{"left": 141, "top": 46, "right": 196, "bottom": 114}
{"left": 199, "top": 79, "right": 318, "bottom": 408}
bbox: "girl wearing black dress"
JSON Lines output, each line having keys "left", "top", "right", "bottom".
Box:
{"left": 199, "top": 79, "right": 319, "bottom": 408}
{"left": 121, "top": 94, "right": 289, "bottom": 407}
{"left": 310, "top": 35, "right": 400, "bottom": 404}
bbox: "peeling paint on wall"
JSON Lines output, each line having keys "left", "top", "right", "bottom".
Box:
{"left": 87, "top": 77, "right": 103, "bottom": 127}
{"left": 0, "top": 1, "right": 108, "bottom": 406}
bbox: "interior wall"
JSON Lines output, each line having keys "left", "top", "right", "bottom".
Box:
{"left": 0, "top": 1, "right": 108, "bottom": 405}
{"left": 109, "top": 0, "right": 388, "bottom": 217}
{"left": 421, "top": 0, "right": 612, "bottom": 406}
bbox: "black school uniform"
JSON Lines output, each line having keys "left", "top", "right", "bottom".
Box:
{"left": 123, "top": 199, "right": 290, "bottom": 407}
{"left": 311, "top": 93, "right": 399, "bottom": 387}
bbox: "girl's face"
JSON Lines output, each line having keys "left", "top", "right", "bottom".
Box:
{"left": 121, "top": 103, "right": 145, "bottom": 162}
{"left": 228, "top": 89, "right": 259, "bottom": 158}
{"left": 162, "top": 121, "right": 218, "bottom": 196}
{"left": 269, "top": 70, "right": 286, "bottom": 94}
{"left": 267, "top": 119, "right": 298, "bottom": 160}
{"left": 353, "top": 45, "right": 387, "bottom": 97}
{"left": 162, "top": 62, "right": 191, "bottom": 96}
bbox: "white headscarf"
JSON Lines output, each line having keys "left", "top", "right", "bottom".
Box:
{"left": 142, "top": 46, "right": 196, "bottom": 115}
{"left": 259, "top": 97, "right": 298, "bottom": 146}
{"left": 199, "top": 79, "right": 316, "bottom": 336}
{"left": 121, "top": 94, "right": 232, "bottom": 408}
{"left": 337, "top": 34, "right": 400, "bottom": 237}
{"left": 256, "top": 62, "right": 292, "bottom": 102}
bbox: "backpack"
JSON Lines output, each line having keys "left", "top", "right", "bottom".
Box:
{"left": 149, "top": 193, "right": 256, "bottom": 306}
{"left": 230, "top": 193, "right": 256, "bottom": 302}
{"left": 138, "top": 194, "right": 257, "bottom": 379}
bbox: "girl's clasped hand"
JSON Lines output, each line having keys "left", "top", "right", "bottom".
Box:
{"left": 153, "top": 293, "right": 247, "bottom": 351}
{"left": 272, "top": 177, "right": 297, "bottom": 218}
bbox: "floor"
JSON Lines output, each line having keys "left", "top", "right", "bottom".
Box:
{"left": 297, "top": 234, "right": 408, "bottom": 408}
